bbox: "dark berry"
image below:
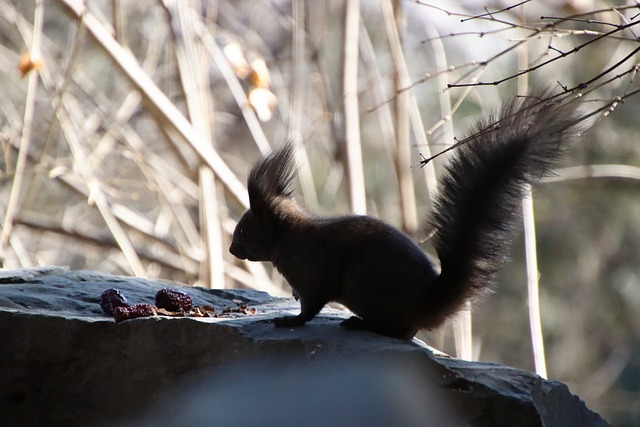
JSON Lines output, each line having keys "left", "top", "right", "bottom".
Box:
{"left": 99, "top": 288, "right": 129, "bottom": 315}
{"left": 113, "top": 303, "right": 157, "bottom": 322}
{"left": 155, "top": 288, "right": 193, "bottom": 312}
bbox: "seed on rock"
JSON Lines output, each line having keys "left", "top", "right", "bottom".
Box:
{"left": 155, "top": 288, "right": 193, "bottom": 312}
{"left": 99, "top": 288, "right": 129, "bottom": 315}
{"left": 113, "top": 303, "right": 157, "bottom": 322}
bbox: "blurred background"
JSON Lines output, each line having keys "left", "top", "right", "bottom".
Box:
{"left": 1, "top": 0, "right": 639, "bottom": 425}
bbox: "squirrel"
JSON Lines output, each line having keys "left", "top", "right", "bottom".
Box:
{"left": 229, "top": 88, "right": 579, "bottom": 339}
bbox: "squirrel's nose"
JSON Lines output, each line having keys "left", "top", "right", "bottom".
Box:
{"left": 229, "top": 242, "right": 247, "bottom": 260}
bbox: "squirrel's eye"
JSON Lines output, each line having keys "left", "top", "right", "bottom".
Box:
{"left": 239, "top": 227, "right": 247, "bottom": 237}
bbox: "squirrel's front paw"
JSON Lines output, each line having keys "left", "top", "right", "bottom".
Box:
{"left": 273, "top": 315, "right": 306, "bottom": 328}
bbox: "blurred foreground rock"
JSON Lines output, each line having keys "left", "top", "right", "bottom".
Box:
{"left": 0, "top": 267, "right": 609, "bottom": 427}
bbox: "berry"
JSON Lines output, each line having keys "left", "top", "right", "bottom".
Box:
{"left": 155, "top": 288, "right": 193, "bottom": 312}
{"left": 113, "top": 303, "right": 157, "bottom": 322}
{"left": 99, "top": 288, "right": 129, "bottom": 315}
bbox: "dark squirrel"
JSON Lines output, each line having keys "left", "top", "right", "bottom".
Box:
{"left": 230, "top": 89, "right": 579, "bottom": 339}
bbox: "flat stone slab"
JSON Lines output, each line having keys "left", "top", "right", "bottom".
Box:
{"left": 0, "top": 267, "right": 609, "bottom": 427}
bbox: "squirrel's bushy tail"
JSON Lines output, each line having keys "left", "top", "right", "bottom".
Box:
{"left": 427, "top": 89, "right": 579, "bottom": 324}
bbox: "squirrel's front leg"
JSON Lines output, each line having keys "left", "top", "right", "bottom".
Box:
{"left": 273, "top": 293, "right": 326, "bottom": 327}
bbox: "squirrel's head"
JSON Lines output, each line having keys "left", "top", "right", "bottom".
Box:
{"left": 229, "top": 143, "right": 297, "bottom": 262}
{"left": 229, "top": 209, "right": 277, "bottom": 261}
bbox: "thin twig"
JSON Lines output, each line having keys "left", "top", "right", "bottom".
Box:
{"left": 0, "top": 0, "right": 44, "bottom": 256}
{"left": 449, "top": 19, "right": 640, "bottom": 88}
{"left": 343, "top": 0, "right": 366, "bottom": 214}
{"left": 289, "top": 0, "right": 320, "bottom": 213}
{"left": 381, "top": 0, "right": 438, "bottom": 203}
{"left": 390, "top": 0, "right": 418, "bottom": 235}
{"left": 461, "top": 0, "right": 532, "bottom": 22}
{"left": 544, "top": 164, "right": 640, "bottom": 183}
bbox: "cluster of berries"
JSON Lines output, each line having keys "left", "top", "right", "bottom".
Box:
{"left": 99, "top": 288, "right": 192, "bottom": 322}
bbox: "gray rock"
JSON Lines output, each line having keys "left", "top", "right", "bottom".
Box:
{"left": 0, "top": 267, "right": 609, "bottom": 427}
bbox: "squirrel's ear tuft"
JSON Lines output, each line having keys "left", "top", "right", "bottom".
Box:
{"left": 248, "top": 142, "right": 297, "bottom": 213}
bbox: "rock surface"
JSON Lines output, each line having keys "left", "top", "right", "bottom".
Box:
{"left": 0, "top": 267, "right": 610, "bottom": 427}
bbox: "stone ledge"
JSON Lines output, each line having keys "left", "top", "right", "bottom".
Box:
{"left": 0, "top": 267, "right": 609, "bottom": 427}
